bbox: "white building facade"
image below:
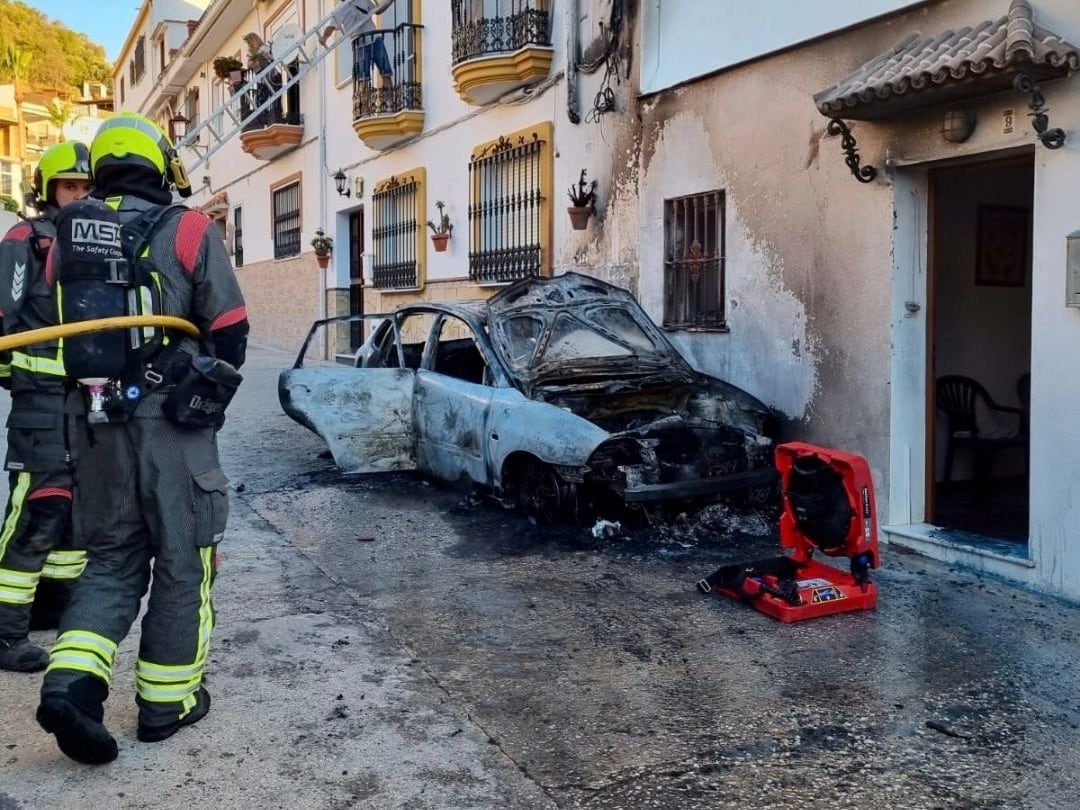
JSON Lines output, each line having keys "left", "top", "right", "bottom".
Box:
{"left": 623, "top": 0, "right": 1080, "bottom": 600}
{"left": 120, "top": 0, "right": 1080, "bottom": 601}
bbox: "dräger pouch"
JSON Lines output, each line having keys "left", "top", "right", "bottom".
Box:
{"left": 162, "top": 354, "right": 243, "bottom": 430}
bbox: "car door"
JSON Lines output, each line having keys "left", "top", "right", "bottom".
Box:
{"left": 279, "top": 314, "right": 416, "bottom": 474}
{"left": 413, "top": 314, "right": 497, "bottom": 487}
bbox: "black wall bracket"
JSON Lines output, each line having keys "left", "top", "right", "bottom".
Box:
{"left": 1015, "top": 73, "right": 1066, "bottom": 149}
{"left": 827, "top": 118, "right": 877, "bottom": 183}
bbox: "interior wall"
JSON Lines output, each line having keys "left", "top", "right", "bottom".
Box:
{"left": 932, "top": 159, "right": 1033, "bottom": 480}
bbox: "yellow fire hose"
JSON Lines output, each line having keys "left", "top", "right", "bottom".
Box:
{"left": 0, "top": 315, "right": 201, "bottom": 354}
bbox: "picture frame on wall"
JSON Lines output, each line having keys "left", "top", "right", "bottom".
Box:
{"left": 975, "top": 204, "right": 1029, "bottom": 287}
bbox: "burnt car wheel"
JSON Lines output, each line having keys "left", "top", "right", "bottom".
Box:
{"left": 514, "top": 458, "right": 565, "bottom": 526}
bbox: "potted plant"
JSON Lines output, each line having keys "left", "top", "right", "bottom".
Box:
{"left": 426, "top": 200, "right": 453, "bottom": 252}
{"left": 212, "top": 55, "right": 244, "bottom": 87}
{"left": 567, "top": 169, "right": 597, "bottom": 231}
{"left": 311, "top": 228, "right": 333, "bottom": 269}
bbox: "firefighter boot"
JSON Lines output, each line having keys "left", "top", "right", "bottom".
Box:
{"left": 37, "top": 675, "right": 118, "bottom": 765}
{"left": 0, "top": 637, "right": 49, "bottom": 672}
{"left": 137, "top": 686, "right": 212, "bottom": 743}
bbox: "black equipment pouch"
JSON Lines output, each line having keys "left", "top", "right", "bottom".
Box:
{"left": 162, "top": 354, "right": 243, "bottom": 430}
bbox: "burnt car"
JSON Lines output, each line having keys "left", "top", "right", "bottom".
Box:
{"left": 279, "top": 272, "right": 780, "bottom": 523}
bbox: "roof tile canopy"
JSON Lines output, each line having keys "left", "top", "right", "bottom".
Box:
{"left": 814, "top": 0, "right": 1080, "bottom": 120}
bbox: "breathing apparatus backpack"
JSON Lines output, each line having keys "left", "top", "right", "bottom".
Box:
{"left": 52, "top": 198, "right": 181, "bottom": 421}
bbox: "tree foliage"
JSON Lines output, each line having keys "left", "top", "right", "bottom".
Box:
{"left": 0, "top": 0, "right": 111, "bottom": 91}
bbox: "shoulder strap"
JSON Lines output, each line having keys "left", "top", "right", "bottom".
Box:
{"left": 120, "top": 204, "right": 188, "bottom": 262}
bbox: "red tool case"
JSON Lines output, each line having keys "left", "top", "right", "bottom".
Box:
{"left": 697, "top": 442, "right": 879, "bottom": 622}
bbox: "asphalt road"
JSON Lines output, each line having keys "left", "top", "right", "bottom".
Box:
{"left": 3, "top": 341, "right": 1079, "bottom": 810}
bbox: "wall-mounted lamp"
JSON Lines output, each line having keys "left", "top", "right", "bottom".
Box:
{"left": 170, "top": 114, "right": 205, "bottom": 153}
{"left": 941, "top": 107, "right": 976, "bottom": 143}
{"left": 170, "top": 114, "right": 188, "bottom": 140}
{"left": 334, "top": 169, "right": 351, "bottom": 198}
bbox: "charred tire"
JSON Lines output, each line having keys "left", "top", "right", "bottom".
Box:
{"left": 511, "top": 457, "right": 567, "bottom": 526}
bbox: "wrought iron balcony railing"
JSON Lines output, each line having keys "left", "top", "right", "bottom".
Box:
{"left": 239, "top": 61, "right": 302, "bottom": 131}
{"left": 351, "top": 23, "right": 424, "bottom": 120}
{"left": 451, "top": 0, "right": 551, "bottom": 65}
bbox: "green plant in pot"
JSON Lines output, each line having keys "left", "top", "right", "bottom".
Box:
{"left": 212, "top": 55, "right": 244, "bottom": 88}
{"left": 427, "top": 200, "right": 453, "bottom": 252}
{"left": 567, "top": 169, "right": 597, "bottom": 231}
{"left": 311, "top": 228, "right": 333, "bottom": 268}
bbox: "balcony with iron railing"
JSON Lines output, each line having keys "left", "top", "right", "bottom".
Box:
{"left": 237, "top": 60, "right": 304, "bottom": 161}
{"left": 450, "top": 0, "right": 553, "bottom": 105}
{"left": 351, "top": 23, "right": 424, "bottom": 151}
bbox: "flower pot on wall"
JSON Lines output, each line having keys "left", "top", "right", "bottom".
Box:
{"left": 431, "top": 233, "right": 450, "bottom": 252}
{"left": 316, "top": 253, "right": 330, "bottom": 269}
{"left": 567, "top": 205, "right": 592, "bottom": 231}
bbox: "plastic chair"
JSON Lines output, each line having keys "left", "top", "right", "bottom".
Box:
{"left": 936, "top": 375, "right": 1028, "bottom": 490}
{"left": 1016, "top": 372, "right": 1031, "bottom": 435}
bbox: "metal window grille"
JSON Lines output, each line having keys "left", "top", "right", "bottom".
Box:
{"left": 351, "top": 23, "right": 424, "bottom": 120}
{"left": 0, "top": 161, "right": 15, "bottom": 197}
{"left": 348, "top": 210, "right": 365, "bottom": 349}
{"left": 133, "top": 37, "right": 146, "bottom": 83}
{"left": 272, "top": 182, "right": 301, "bottom": 259}
{"left": 233, "top": 206, "right": 243, "bottom": 267}
{"left": 451, "top": 0, "right": 551, "bottom": 65}
{"left": 184, "top": 87, "right": 200, "bottom": 133}
{"left": 468, "top": 132, "right": 545, "bottom": 284}
{"left": 663, "top": 190, "right": 726, "bottom": 330}
{"left": 372, "top": 175, "right": 419, "bottom": 289}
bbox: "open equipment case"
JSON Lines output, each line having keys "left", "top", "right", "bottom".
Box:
{"left": 697, "top": 442, "right": 879, "bottom": 622}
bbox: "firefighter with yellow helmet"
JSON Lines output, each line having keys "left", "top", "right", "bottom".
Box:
{"left": 36, "top": 112, "right": 249, "bottom": 764}
{"left": 0, "top": 141, "right": 91, "bottom": 672}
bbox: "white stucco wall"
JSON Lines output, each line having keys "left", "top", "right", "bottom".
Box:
{"left": 639, "top": 0, "right": 922, "bottom": 94}
{"left": 631, "top": 0, "right": 1080, "bottom": 600}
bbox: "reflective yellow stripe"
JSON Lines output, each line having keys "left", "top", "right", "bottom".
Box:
{"left": 11, "top": 350, "right": 65, "bottom": 376}
{"left": 46, "top": 629, "right": 117, "bottom": 684}
{"left": 41, "top": 549, "right": 87, "bottom": 580}
{"left": 0, "top": 563, "right": 39, "bottom": 604}
{"left": 0, "top": 568, "right": 40, "bottom": 587}
{"left": 136, "top": 547, "right": 216, "bottom": 705}
{"left": 0, "top": 473, "right": 31, "bottom": 558}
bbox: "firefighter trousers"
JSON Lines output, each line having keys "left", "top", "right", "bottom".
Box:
{"left": 42, "top": 404, "right": 230, "bottom": 729}
{"left": 0, "top": 391, "right": 81, "bottom": 641}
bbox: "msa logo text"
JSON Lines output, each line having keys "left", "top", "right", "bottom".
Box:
{"left": 72, "top": 219, "right": 121, "bottom": 246}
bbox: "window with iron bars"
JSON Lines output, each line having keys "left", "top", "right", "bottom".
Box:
{"left": 663, "top": 190, "right": 727, "bottom": 330}
{"left": 371, "top": 171, "right": 422, "bottom": 290}
{"left": 450, "top": 0, "right": 551, "bottom": 64}
{"left": 183, "top": 86, "right": 200, "bottom": 134}
{"left": 468, "top": 124, "right": 551, "bottom": 284}
{"left": 272, "top": 181, "right": 301, "bottom": 259}
{"left": 132, "top": 36, "right": 146, "bottom": 84}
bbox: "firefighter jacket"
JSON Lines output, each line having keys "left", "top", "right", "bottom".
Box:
{"left": 100, "top": 195, "right": 249, "bottom": 389}
{"left": 0, "top": 216, "right": 65, "bottom": 395}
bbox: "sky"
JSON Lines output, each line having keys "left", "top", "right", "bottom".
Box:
{"left": 25, "top": 0, "right": 144, "bottom": 62}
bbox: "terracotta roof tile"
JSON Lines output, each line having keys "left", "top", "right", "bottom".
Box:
{"left": 814, "top": 0, "right": 1080, "bottom": 119}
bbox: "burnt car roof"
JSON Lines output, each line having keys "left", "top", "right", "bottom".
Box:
{"left": 487, "top": 271, "right": 636, "bottom": 315}
{"left": 484, "top": 272, "right": 693, "bottom": 387}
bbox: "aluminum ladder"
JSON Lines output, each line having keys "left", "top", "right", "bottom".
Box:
{"left": 173, "top": 5, "right": 370, "bottom": 175}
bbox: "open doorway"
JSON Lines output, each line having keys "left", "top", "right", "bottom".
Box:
{"left": 928, "top": 155, "right": 1032, "bottom": 554}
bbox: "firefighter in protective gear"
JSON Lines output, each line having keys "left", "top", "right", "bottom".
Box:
{"left": 37, "top": 113, "right": 249, "bottom": 765}
{"left": 0, "top": 142, "right": 91, "bottom": 673}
